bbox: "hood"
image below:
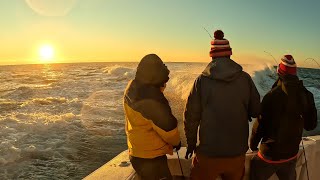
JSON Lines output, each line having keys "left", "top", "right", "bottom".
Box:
{"left": 272, "top": 75, "right": 301, "bottom": 95}
{"left": 135, "top": 54, "right": 169, "bottom": 87}
{"left": 125, "top": 80, "right": 164, "bottom": 104}
{"left": 202, "top": 57, "right": 243, "bottom": 82}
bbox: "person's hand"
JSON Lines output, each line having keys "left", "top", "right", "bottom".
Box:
{"left": 185, "top": 146, "right": 195, "bottom": 159}
{"left": 173, "top": 142, "right": 181, "bottom": 152}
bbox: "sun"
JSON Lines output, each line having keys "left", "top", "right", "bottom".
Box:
{"left": 39, "top": 45, "right": 54, "bottom": 62}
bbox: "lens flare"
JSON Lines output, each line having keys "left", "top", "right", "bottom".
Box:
{"left": 25, "top": 0, "right": 77, "bottom": 16}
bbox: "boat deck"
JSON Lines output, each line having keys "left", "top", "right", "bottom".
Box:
{"left": 85, "top": 135, "right": 320, "bottom": 180}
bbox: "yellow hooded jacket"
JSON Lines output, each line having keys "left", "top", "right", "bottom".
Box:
{"left": 124, "top": 80, "right": 180, "bottom": 158}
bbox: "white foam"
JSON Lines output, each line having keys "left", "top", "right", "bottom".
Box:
{"left": 80, "top": 90, "right": 125, "bottom": 135}
{"left": 0, "top": 141, "right": 21, "bottom": 165}
{"left": 243, "top": 64, "right": 278, "bottom": 97}
{"left": 21, "top": 97, "right": 79, "bottom": 106}
{"left": 103, "top": 65, "right": 135, "bottom": 78}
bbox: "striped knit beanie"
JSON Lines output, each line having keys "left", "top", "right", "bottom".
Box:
{"left": 277, "top": 55, "right": 297, "bottom": 76}
{"left": 209, "top": 30, "right": 232, "bottom": 58}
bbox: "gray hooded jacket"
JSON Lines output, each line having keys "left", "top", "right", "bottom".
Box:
{"left": 184, "top": 57, "right": 260, "bottom": 157}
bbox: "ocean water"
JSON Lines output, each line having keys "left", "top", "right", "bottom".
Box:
{"left": 0, "top": 62, "right": 319, "bottom": 179}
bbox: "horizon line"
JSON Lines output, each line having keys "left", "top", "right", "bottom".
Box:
{"left": 0, "top": 61, "right": 319, "bottom": 70}
{"left": 0, "top": 61, "right": 208, "bottom": 67}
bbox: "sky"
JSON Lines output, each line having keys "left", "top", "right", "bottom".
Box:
{"left": 0, "top": 0, "right": 319, "bottom": 67}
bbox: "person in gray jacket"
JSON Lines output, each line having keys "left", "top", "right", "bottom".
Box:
{"left": 184, "top": 30, "right": 260, "bottom": 180}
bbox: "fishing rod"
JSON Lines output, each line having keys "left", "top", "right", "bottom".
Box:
{"left": 264, "top": 51, "right": 279, "bottom": 65}
{"left": 304, "top": 58, "right": 320, "bottom": 85}
{"left": 305, "top": 58, "right": 320, "bottom": 69}
{"left": 202, "top": 27, "right": 213, "bottom": 40}
{"left": 263, "top": 51, "right": 278, "bottom": 76}
{"left": 176, "top": 151, "right": 185, "bottom": 178}
{"left": 301, "top": 139, "right": 310, "bottom": 180}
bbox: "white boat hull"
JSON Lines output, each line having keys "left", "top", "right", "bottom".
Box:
{"left": 85, "top": 135, "right": 320, "bottom": 180}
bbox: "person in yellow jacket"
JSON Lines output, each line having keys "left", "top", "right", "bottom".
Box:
{"left": 124, "top": 54, "right": 181, "bottom": 180}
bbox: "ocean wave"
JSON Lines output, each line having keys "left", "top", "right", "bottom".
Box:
{"left": 80, "top": 90, "right": 124, "bottom": 135}
{"left": 103, "top": 65, "right": 135, "bottom": 79}
{"left": 0, "top": 112, "right": 78, "bottom": 126}
{"left": 0, "top": 62, "right": 319, "bottom": 179}
{"left": 0, "top": 100, "right": 23, "bottom": 112}
{"left": 21, "top": 97, "right": 79, "bottom": 106}
{"left": 249, "top": 64, "right": 278, "bottom": 96}
{"left": 0, "top": 141, "right": 21, "bottom": 165}
{"left": 165, "top": 63, "right": 278, "bottom": 101}
{"left": 167, "top": 73, "right": 199, "bottom": 100}
{"left": 25, "top": 75, "right": 44, "bottom": 83}
{"left": 0, "top": 112, "right": 83, "bottom": 166}
{"left": 6, "top": 86, "right": 35, "bottom": 99}
{"left": 76, "top": 72, "right": 99, "bottom": 77}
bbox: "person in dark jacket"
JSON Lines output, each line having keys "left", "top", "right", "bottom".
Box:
{"left": 184, "top": 30, "right": 260, "bottom": 180}
{"left": 124, "top": 54, "right": 181, "bottom": 180}
{"left": 250, "top": 55, "right": 318, "bottom": 180}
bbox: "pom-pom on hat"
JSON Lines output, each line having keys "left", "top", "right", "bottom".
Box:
{"left": 210, "top": 30, "right": 232, "bottom": 58}
{"left": 277, "top": 54, "right": 297, "bottom": 76}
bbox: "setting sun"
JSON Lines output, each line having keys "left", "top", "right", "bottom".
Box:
{"left": 39, "top": 45, "right": 54, "bottom": 62}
